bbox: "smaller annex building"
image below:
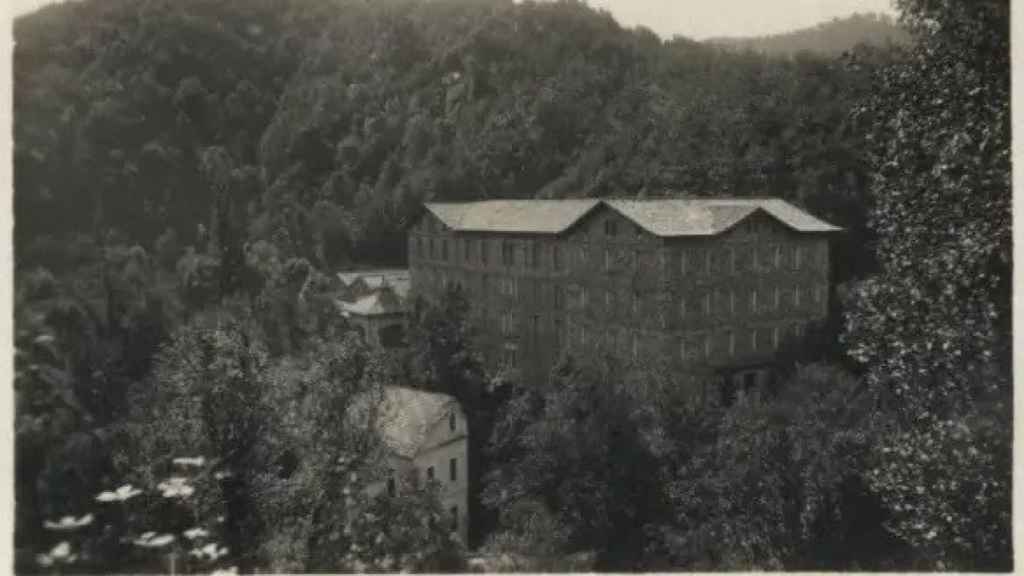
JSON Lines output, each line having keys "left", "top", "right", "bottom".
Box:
{"left": 358, "top": 386, "right": 470, "bottom": 543}
{"left": 336, "top": 269, "right": 411, "bottom": 349}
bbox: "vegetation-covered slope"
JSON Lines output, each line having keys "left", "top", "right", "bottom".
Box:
{"left": 706, "top": 12, "right": 910, "bottom": 57}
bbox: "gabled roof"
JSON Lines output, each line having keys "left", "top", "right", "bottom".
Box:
{"left": 337, "top": 269, "right": 411, "bottom": 300}
{"left": 338, "top": 287, "right": 404, "bottom": 317}
{"left": 374, "top": 386, "right": 461, "bottom": 459}
{"left": 422, "top": 197, "right": 840, "bottom": 237}
{"left": 425, "top": 199, "right": 601, "bottom": 234}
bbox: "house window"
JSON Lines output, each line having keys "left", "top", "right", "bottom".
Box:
{"left": 794, "top": 287, "right": 802, "bottom": 308}
{"left": 728, "top": 248, "right": 736, "bottom": 274}
{"left": 501, "top": 310, "right": 514, "bottom": 337}
{"left": 416, "top": 237, "right": 423, "bottom": 257}
{"left": 530, "top": 242, "right": 540, "bottom": 269}
{"left": 793, "top": 246, "right": 803, "bottom": 270}
{"left": 751, "top": 246, "right": 759, "bottom": 272}
{"left": 464, "top": 239, "right": 471, "bottom": 263}
{"left": 605, "top": 220, "right": 618, "bottom": 237}
{"left": 773, "top": 244, "right": 782, "bottom": 269}
{"left": 578, "top": 245, "right": 589, "bottom": 267}
{"left": 680, "top": 296, "right": 687, "bottom": 318}
{"left": 502, "top": 343, "right": 518, "bottom": 367}
{"left": 430, "top": 238, "right": 437, "bottom": 259}
{"left": 580, "top": 323, "right": 588, "bottom": 346}
{"left": 554, "top": 284, "right": 564, "bottom": 309}
{"left": 481, "top": 240, "right": 488, "bottom": 265}
{"left": 451, "top": 506, "right": 459, "bottom": 531}
{"left": 604, "top": 248, "right": 613, "bottom": 272}
{"left": 680, "top": 338, "right": 688, "bottom": 361}
{"left": 531, "top": 315, "right": 540, "bottom": 337}
{"left": 727, "top": 330, "right": 736, "bottom": 357}
{"left": 773, "top": 287, "right": 781, "bottom": 310}
{"left": 442, "top": 239, "right": 449, "bottom": 261}
{"left": 449, "top": 458, "right": 457, "bottom": 482}
{"left": 427, "top": 466, "right": 435, "bottom": 481}
{"left": 481, "top": 274, "right": 488, "bottom": 294}
{"left": 580, "top": 286, "right": 588, "bottom": 309}
{"left": 729, "top": 291, "right": 735, "bottom": 315}
{"left": 449, "top": 412, "right": 456, "bottom": 432}
{"left": 751, "top": 329, "right": 758, "bottom": 351}
{"left": 704, "top": 334, "right": 713, "bottom": 359}
{"left": 750, "top": 290, "right": 758, "bottom": 314}
{"left": 704, "top": 250, "right": 712, "bottom": 275}
{"left": 554, "top": 318, "right": 564, "bottom": 349}
{"left": 635, "top": 225, "right": 643, "bottom": 238}
{"left": 553, "top": 244, "right": 562, "bottom": 270}
{"left": 387, "top": 472, "right": 396, "bottom": 497}
{"left": 502, "top": 241, "right": 515, "bottom": 266}
{"left": 814, "top": 285, "right": 824, "bottom": 305}
{"left": 772, "top": 326, "right": 780, "bottom": 350}
{"left": 631, "top": 332, "right": 639, "bottom": 360}
{"left": 681, "top": 251, "right": 689, "bottom": 275}
{"left": 632, "top": 292, "right": 640, "bottom": 316}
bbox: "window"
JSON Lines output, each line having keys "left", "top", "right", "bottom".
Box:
{"left": 442, "top": 239, "right": 449, "bottom": 261}
{"left": 727, "top": 330, "right": 736, "bottom": 357}
{"left": 750, "top": 290, "right": 758, "bottom": 314}
{"left": 449, "top": 412, "right": 456, "bottom": 432}
{"left": 427, "top": 466, "right": 435, "bottom": 481}
{"left": 530, "top": 242, "right": 540, "bottom": 269}
{"left": 751, "top": 246, "right": 759, "bottom": 272}
{"left": 704, "top": 334, "right": 713, "bottom": 359}
{"left": 430, "top": 238, "right": 437, "bottom": 259}
{"left": 751, "top": 329, "right": 758, "bottom": 351}
{"left": 578, "top": 246, "right": 589, "bottom": 267}
{"left": 795, "top": 323, "right": 805, "bottom": 338}
{"left": 680, "top": 338, "right": 688, "bottom": 361}
{"left": 772, "top": 326, "right": 780, "bottom": 350}
{"left": 531, "top": 314, "right": 539, "bottom": 337}
{"left": 451, "top": 506, "right": 459, "bottom": 531}
{"left": 681, "top": 251, "right": 689, "bottom": 275}
{"left": 554, "top": 284, "right": 564, "bottom": 309}
{"left": 502, "top": 343, "right": 518, "bottom": 367}
{"left": 502, "top": 241, "right": 514, "bottom": 266}
{"left": 605, "top": 290, "right": 615, "bottom": 312}
{"left": 680, "top": 296, "right": 687, "bottom": 318}
{"left": 632, "top": 332, "right": 639, "bottom": 360}
{"left": 632, "top": 292, "right": 640, "bottom": 316}
{"left": 704, "top": 250, "right": 712, "bottom": 275}
{"left": 604, "top": 248, "right": 613, "bottom": 272}
{"left": 387, "top": 472, "right": 396, "bottom": 497}
{"left": 580, "top": 323, "right": 588, "bottom": 346}
{"left": 580, "top": 286, "right": 589, "bottom": 309}
{"left": 728, "top": 248, "right": 736, "bottom": 274}
{"left": 553, "top": 244, "right": 562, "bottom": 270}
{"left": 729, "top": 291, "right": 736, "bottom": 315}
{"left": 633, "top": 249, "right": 641, "bottom": 270}
{"left": 772, "top": 245, "right": 782, "bottom": 269}
{"left": 635, "top": 225, "right": 643, "bottom": 238}
{"left": 814, "top": 285, "right": 824, "bottom": 305}
{"left": 774, "top": 287, "right": 781, "bottom": 310}
{"left": 481, "top": 240, "right": 488, "bottom": 265}
{"left": 464, "top": 239, "right": 471, "bottom": 263}
{"left": 793, "top": 246, "right": 803, "bottom": 270}
{"left": 416, "top": 237, "right": 423, "bottom": 257}
{"left": 703, "top": 293, "right": 711, "bottom": 315}
{"left": 449, "top": 458, "right": 457, "bottom": 482}
{"left": 501, "top": 310, "right": 515, "bottom": 337}
{"left": 794, "top": 287, "right": 802, "bottom": 308}
{"left": 481, "top": 273, "right": 488, "bottom": 294}
{"left": 554, "top": 318, "right": 564, "bottom": 349}
{"left": 605, "top": 219, "right": 618, "bottom": 237}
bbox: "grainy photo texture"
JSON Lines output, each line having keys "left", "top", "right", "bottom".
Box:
{"left": 11, "top": 0, "right": 1010, "bottom": 572}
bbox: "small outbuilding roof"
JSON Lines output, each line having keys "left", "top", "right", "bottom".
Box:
{"left": 373, "top": 386, "right": 462, "bottom": 459}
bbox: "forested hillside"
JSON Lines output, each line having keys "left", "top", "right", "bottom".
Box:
{"left": 15, "top": 0, "right": 887, "bottom": 280}
{"left": 13, "top": 0, "right": 1011, "bottom": 573}
{"left": 707, "top": 12, "right": 910, "bottom": 57}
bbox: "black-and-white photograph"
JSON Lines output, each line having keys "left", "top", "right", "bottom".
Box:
{"left": 8, "top": 0, "right": 1011, "bottom": 572}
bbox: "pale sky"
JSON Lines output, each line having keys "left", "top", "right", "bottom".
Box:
{"left": 10, "top": 0, "right": 898, "bottom": 41}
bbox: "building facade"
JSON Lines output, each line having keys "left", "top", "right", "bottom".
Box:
{"left": 336, "top": 269, "right": 411, "bottom": 349}
{"left": 361, "top": 386, "right": 470, "bottom": 543}
{"left": 407, "top": 198, "right": 840, "bottom": 402}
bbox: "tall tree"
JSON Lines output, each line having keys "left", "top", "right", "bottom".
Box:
{"left": 843, "top": 0, "right": 1010, "bottom": 569}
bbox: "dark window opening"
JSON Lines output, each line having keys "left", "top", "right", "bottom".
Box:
{"left": 449, "top": 458, "right": 457, "bottom": 482}
{"left": 451, "top": 506, "right": 459, "bottom": 531}
{"left": 427, "top": 466, "right": 435, "bottom": 481}
{"left": 449, "top": 412, "right": 456, "bottom": 432}
{"left": 387, "top": 473, "right": 396, "bottom": 497}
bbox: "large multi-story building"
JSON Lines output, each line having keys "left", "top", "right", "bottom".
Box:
{"left": 408, "top": 198, "right": 840, "bottom": 402}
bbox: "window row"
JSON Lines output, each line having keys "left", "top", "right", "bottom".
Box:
{"left": 678, "top": 285, "right": 827, "bottom": 317}
{"left": 563, "top": 322, "right": 809, "bottom": 360}
{"left": 413, "top": 235, "right": 828, "bottom": 277}
{"left": 386, "top": 457, "right": 459, "bottom": 497}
